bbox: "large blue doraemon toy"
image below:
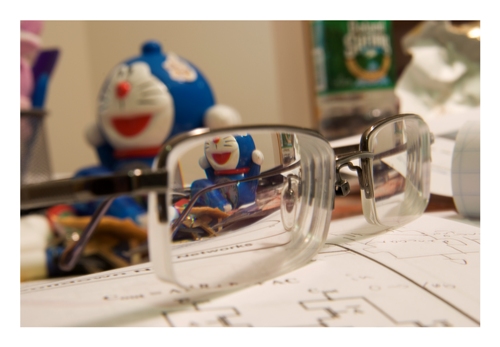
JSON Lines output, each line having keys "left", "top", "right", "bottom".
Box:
{"left": 191, "top": 133, "right": 264, "bottom": 212}
{"left": 75, "top": 40, "right": 241, "bottom": 223}
{"left": 85, "top": 40, "right": 240, "bottom": 172}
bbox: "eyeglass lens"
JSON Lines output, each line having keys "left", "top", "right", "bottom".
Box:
{"left": 363, "top": 116, "right": 431, "bottom": 227}
{"left": 150, "top": 129, "right": 335, "bottom": 288}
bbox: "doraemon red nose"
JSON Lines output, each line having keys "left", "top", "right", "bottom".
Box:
{"left": 116, "top": 81, "right": 131, "bottom": 99}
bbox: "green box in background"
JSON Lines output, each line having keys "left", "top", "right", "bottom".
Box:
{"left": 311, "top": 21, "right": 399, "bottom": 139}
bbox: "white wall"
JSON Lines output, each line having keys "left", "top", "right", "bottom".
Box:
{"left": 40, "top": 21, "right": 315, "bottom": 175}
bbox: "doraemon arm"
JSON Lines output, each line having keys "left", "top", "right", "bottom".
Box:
{"left": 85, "top": 123, "right": 117, "bottom": 171}
{"left": 236, "top": 148, "right": 263, "bottom": 205}
{"left": 198, "top": 155, "right": 216, "bottom": 182}
{"left": 204, "top": 104, "right": 241, "bottom": 129}
{"left": 249, "top": 149, "right": 264, "bottom": 174}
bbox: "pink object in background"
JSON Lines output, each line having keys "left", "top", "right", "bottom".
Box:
{"left": 20, "top": 20, "right": 43, "bottom": 110}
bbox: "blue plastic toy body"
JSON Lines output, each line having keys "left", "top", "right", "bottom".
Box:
{"left": 191, "top": 134, "right": 264, "bottom": 212}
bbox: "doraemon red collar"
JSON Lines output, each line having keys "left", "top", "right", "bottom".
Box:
{"left": 113, "top": 146, "right": 162, "bottom": 159}
{"left": 214, "top": 167, "right": 250, "bottom": 176}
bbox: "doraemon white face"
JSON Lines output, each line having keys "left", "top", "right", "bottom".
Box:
{"left": 204, "top": 135, "right": 240, "bottom": 171}
{"left": 98, "top": 62, "right": 174, "bottom": 150}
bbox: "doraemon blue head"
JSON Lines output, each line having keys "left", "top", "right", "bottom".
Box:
{"left": 95, "top": 41, "right": 226, "bottom": 168}
{"left": 204, "top": 134, "right": 257, "bottom": 176}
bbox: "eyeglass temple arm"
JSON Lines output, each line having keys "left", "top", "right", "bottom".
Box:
{"left": 58, "top": 197, "right": 115, "bottom": 271}
{"left": 332, "top": 143, "right": 408, "bottom": 197}
{"left": 21, "top": 170, "right": 167, "bottom": 272}
{"left": 332, "top": 130, "right": 434, "bottom": 165}
{"left": 21, "top": 170, "right": 168, "bottom": 210}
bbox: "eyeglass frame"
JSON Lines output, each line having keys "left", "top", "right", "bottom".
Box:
{"left": 20, "top": 113, "right": 432, "bottom": 273}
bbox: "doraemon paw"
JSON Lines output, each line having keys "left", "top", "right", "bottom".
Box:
{"left": 204, "top": 104, "right": 241, "bottom": 129}
{"left": 252, "top": 149, "right": 264, "bottom": 166}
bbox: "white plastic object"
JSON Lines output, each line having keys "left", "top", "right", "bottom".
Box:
{"left": 20, "top": 214, "right": 51, "bottom": 281}
{"left": 204, "top": 104, "right": 242, "bottom": 129}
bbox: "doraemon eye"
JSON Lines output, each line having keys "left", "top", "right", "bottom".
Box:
{"left": 223, "top": 137, "right": 236, "bottom": 147}
{"left": 115, "top": 65, "right": 129, "bottom": 78}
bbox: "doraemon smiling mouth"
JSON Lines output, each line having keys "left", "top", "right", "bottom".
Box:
{"left": 111, "top": 113, "right": 152, "bottom": 137}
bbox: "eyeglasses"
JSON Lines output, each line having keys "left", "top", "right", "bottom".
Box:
{"left": 21, "top": 113, "right": 432, "bottom": 290}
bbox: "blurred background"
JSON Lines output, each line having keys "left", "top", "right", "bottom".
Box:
{"left": 20, "top": 19, "right": 481, "bottom": 282}
{"left": 37, "top": 21, "right": 313, "bottom": 176}
{"left": 31, "top": 20, "right": 478, "bottom": 177}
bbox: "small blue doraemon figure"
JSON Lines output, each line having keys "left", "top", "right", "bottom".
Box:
{"left": 190, "top": 134, "right": 264, "bottom": 212}
{"left": 75, "top": 40, "right": 241, "bottom": 224}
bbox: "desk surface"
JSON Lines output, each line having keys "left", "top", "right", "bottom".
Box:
{"left": 21, "top": 208, "right": 479, "bottom": 327}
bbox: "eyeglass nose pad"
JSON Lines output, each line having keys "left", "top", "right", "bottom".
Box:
{"left": 281, "top": 175, "right": 299, "bottom": 231}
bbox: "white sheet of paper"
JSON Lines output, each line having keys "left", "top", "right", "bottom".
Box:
{"left": 381, "top": 136, "right": 455, "bottom": 197}
{"left": 21, "top": 214, "right": 479, "bottom": 327}
{"left": 428, "top": 137, "right": 455, "bottom": 196}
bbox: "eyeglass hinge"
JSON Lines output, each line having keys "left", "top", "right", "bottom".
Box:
{"left": 335, "top": 179, "right": 351, "bottom": 197}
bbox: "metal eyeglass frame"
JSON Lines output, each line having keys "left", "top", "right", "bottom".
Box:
{"left": 20, "top": 113, "right": 431, "bottom": 272}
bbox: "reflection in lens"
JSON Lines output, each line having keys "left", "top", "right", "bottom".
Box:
{"left": 363, "top": 116, "right": 431, "bottom": 227}
{"left": 281, "top": 175, "right": 300, "bottom": 231}
{"left": 172, "top": 132, "right": 277, "bottom": 240}
{"left": 154, "top": 129, "right": 335, "bottom": 289}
